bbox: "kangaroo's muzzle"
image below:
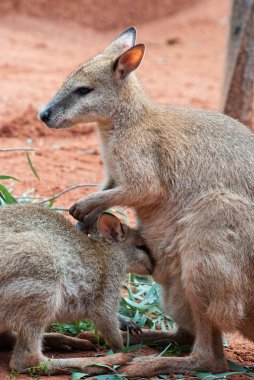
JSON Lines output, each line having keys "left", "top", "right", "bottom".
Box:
{"left": 40, "top": 108, "right": 51, "bottom": 123}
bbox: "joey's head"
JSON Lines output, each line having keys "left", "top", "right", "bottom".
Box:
{"left": 39, "top": 27, "right": 146, "bottom": 129}
{"left": 93, "top": 212, "right": 153, "bottom": 276}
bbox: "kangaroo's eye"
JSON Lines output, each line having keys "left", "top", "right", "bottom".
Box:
{"left": 75, "top": 87, "right": 93, "bottom": 96}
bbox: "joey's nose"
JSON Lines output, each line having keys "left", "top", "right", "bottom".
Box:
{"left": 40, "top": 108, "right": 51, "bottom": 123}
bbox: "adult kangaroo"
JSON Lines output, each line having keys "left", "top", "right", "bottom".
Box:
{"left": 40, "top": 27, "right": 254, "bottom": 377}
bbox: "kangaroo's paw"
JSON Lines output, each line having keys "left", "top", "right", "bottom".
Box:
{"left": 69, "top": 198, "right": 92, "bottom": 221}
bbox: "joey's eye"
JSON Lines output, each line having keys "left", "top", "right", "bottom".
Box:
{"left": 75, "top": 87, "right": 93, "bottom": 96}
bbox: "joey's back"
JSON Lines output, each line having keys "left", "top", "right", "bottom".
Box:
{"left": 0, "top": 204, "right": 101, "bottom": 270}
{"left": 0, "top": 205, "right": 109, "bottom": 314}
{"left": 0, "top": 205, "right": 151, "bottom": 288}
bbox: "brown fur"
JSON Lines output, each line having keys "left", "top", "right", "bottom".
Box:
{"left": 41, "top": 27, "right": 254, "bottom": 376}
{"left": 0, "top": 204, "right": 152, "bottom": 373}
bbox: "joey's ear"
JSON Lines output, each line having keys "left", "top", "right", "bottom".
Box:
{"left": 97, "top": 212, "right": 125, "bottom": 242}
{"left": 104, "top": 27, "right": 136, "bottom": 55}
{"left": 113, "top": 44, "right": 145, "bottom": 80}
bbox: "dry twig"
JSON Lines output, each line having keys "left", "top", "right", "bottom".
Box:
{"left": 0, "top": 148, "right": 35, "bottom": 152}
{"left": 37, "top": 184, "right": 98, "bottom": 205}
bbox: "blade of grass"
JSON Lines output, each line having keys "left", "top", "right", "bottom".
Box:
{"left": 0, "top": 175, "right": 19, "bottom": 181}
{"left": 26, "top": 153, "right": 40, "bottom": 180}
{"left": 156, "top": 342, "right": 172, "bottom": 357}
{"left": 0, "top": 184, "right": 17, "bottom": 204}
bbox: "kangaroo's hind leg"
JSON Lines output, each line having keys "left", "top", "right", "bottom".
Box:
{"left": 10, "top": 325, "right": 46, "bottom": 372}
{"left": 0, "top": 330, "right": 96, "bottom": 352}
{"left": 117, "top": 263, "right": 228, "bottom": 378}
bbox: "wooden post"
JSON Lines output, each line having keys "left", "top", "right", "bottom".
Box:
{"left": 221, "top": 0, "right": 254, "bottom": 128}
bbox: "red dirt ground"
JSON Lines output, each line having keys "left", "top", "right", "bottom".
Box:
{"left": 1, "top": 0, "right": 254, "bottom": 378}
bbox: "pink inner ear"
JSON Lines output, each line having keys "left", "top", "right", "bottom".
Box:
{"left": 97, "top": 212, "right": 122, "bottom": 242}
{"left": 120, "top": 48, "right": 143, "bottom": 68}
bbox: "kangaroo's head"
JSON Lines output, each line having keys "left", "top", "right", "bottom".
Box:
{"left": 39, "top": 27, "right": 145, "bottom": 129}
{"left": 96, "top": 212, "right": 153, "bottom": 275}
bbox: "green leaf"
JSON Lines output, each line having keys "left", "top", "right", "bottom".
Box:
{"left": 133, "top": 313, "right": 147, "bottom": 327}
{"left": 0, "top": 175, "right": 19, "bottom": 181}
{"left": 246, "top": 365, "right": 254, "bottom": 373}
{"left": 193, "top": 368, "right": 253, "bottom": 379}
{"left": 0, "top": 195, "right": 6, "bottom": 205}
{"left": 118, "top": 344, "right": 143, "bottom": 353}
{"left": 125, "top": 327, "right": 130, "bottom": 348}
{"left": 48, "top": 198, "right": 55, "bottom": 208}
{"left": 123, "top": 298, "right": 150, "bottom": 311}
{"left": 26, "top": 153, "right": 40, "bottom": 180}
{"left": 124, "top": 285, "right": 136, "bottom": 302}
{"left": 71, "top": 373, "right": 89, "bottom": 380}
{"left": 88, "top": 375, "right": 127, "bottom": 380}
{"left": 87, "top": 363, "right": 116, "bottom": 372}
{"left": 160, "top": 319, "right": 167, "bottom": 332}
{"left": 70, "top": 369, "right": 128, "bottom": 380}
{"left": 227, "top": 360, "right": 246, "bottom": 372}
{"left": 0, "top": 183, "right": 17, "bottom": 204}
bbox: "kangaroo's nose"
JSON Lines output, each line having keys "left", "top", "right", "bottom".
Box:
{"left": 40, "top": 108, "right": 51, "bottom": 123}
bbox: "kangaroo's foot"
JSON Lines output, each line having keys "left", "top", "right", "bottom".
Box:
{"left": 117, "top": 322, "right": 227, "bottom": 376}
{"left": 45, "top": 353, "right": 133, "bottom": 375}
{"left": 118, "top": 354, "right": 228, "bottom": 378}
{"left": 78, "top": 327, "right": 194, "bottom": 347}
{"left": 43, "top": 332, "right": 96, "bottom": 351}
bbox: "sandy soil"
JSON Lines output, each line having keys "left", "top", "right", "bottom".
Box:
{"left": 1, "top": 0, "right": 254, "bottom": 378}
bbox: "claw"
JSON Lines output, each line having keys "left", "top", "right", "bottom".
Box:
{"left": 118, "top": 316, "right": 142, "bottom": 335}
{"left": 128, "top": 321, "right": 142, "bottom": 335}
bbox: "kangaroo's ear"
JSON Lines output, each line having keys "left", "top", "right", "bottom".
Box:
{"left": 104, "top": 27, "right": 136, "bottom": 55}
{"left": 97, "top": 212, "right": 125, "bottom": 242}
{"left": 113, "top": 44, "right": 145, "bottom": 80}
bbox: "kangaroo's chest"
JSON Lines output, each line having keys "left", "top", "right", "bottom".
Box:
{"left": 100, "top": 128, "right": 149, "bottom": 184}
{"left": 97, "top": 129, "right": 118, "bottom": 181}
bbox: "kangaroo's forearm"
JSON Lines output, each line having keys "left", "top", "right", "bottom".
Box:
{"left": 90, "top": 187, "right": 142, "bottom": 209}
{"left": 69, "top": 186, "right": 160, "bottom": 221}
